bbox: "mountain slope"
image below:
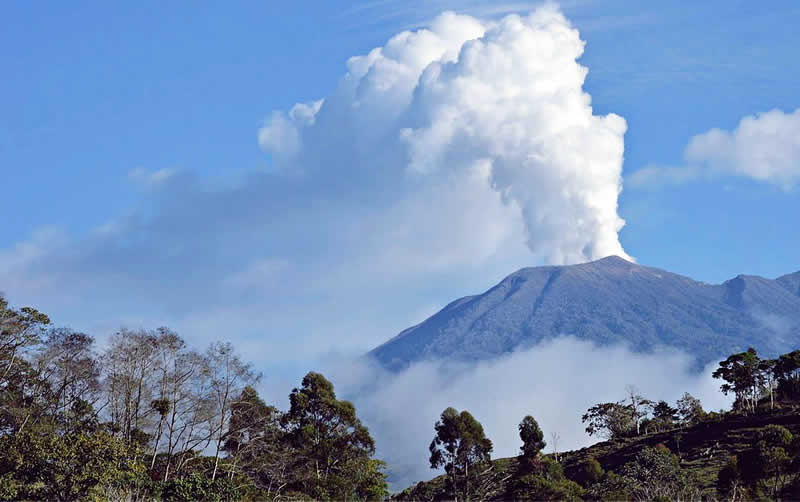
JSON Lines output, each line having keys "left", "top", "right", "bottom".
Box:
{"left": 369, "top": 256, "right": 800, "bottom": 370}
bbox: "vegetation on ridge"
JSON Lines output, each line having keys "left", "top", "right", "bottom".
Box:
{"left": 2, "top": 293, "right": 800, "bottom": 500}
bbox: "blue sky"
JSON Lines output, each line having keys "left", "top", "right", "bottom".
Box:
{"left": 2, "top": 1, "right": 799, "bottom": 376}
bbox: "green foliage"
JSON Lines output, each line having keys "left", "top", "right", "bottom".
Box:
{"left": 581, "top": 401, "right": 634, "bottom": 439}
{"left": 510, "top": 471, "right": 584, "bottom": 501}
{"left": 737, "top": 424, "right": 799, "bottom": 498}
{"left": 774, "top": 349, "right": 800, "bottom": 400}
{"left": 0, "top": 430, "right": 146, "bottom": 501}
{"left": 429, "top": 407, "right": 493, "bottom": 501}
{"left": 575, "top": 457, "right": 604, "bottom": 487}
{"left": 507, "top": 455, "right": 583, "bottom": 500}
{"left": 651, "top": 400, "right": 678, "bottom": 430}
{"left": 675, "top": 392, "right": 705, "bottom": 426}
{"left": 284, "top": 371, "right": 387, "bottom": 500}
{"left": 589, "top": 445, "right": 699, "bottom": 502}
{"left": 160, "top": 472, "right": 240, "bottom": 502}
{"left": 712, "top": 347, "right": 761, "bottom": 414}
{"left": 518, "top": 415, "right": 546, "bottom": 471}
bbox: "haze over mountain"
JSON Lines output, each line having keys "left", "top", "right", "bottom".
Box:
{"left": 369, "top": 256, "right": 800, "bottom": 370}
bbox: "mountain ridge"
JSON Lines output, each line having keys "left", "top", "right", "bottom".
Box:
{"left": 369, "top": 256, "right": 800, "bottom": 370}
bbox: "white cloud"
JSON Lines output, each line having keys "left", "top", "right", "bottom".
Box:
{"left": 257, "top": 112, "right": 304, "bottom": 162}
{"left": 128, "top": 167, "right": 179, "bottom": 187}
{"left": 319, "top": 337, "right": 733, "bottom": 490}
{"left": 0, "top": 227, "right": 66, "bottom": 297}
{"left": 629, "top": 108, "right": 800, "bottom": 189}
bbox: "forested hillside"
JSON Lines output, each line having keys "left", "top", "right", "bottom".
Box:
{"left": 3, "top": 293, "right": 800, "bottom": 501}
{"left": 0, "top": 296, "right": 387, "bottom": 501}
{"left": 396, "top": 348, "right": 800, "bottom": 501}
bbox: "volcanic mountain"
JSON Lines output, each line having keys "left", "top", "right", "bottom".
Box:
{"left": 369, "top": 256, "right": 800, "bottom": 370}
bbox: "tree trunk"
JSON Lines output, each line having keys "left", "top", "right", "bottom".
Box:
{"left": 151, "top": 417, "right": 164, "bottom": 469}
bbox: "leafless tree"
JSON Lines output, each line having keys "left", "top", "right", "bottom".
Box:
{"left": 550, "top": 431, "right": 561, "bottom": 462}
{"left": 625, "top": 384, "right": 651, "bottom": 435}
{"left": 103, "top": 329, "right": 160, "bottom": 443}
{"left": 205, "top": 341, "right": 261, "bottom": 481}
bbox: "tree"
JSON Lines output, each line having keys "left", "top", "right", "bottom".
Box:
{"left": 283, "top": 371, "right": 386, "bottom": 500}
{"left": 103, "top": 328, "right": 160, "bottom": 444}
{"left": 0, "top": 296, "right": 51, "bottom": 435}
{"left": 429, "top": 407, "right": 493, "bottom": 501}
{"left": 649, "top": 400, "right": 678, "bottom": 433}
{"left": 221, "top": 385, "right": 296, "bottom": 500}
{"left": 774, "top": 349, "right": 800, "bottom": 400}
{"left": 550, "top": 431, "right": 561, "bottom": 463}
{"left": 518, "top": 415, "right": 546, "bottom": 471}
{"left": 758, "top": 358, "right": 777, "bottom": 410}
{"left": 676, "top": 392, "right": 705, "bottom": 426}
{"left": 36, "top": 329, "right": 102, "bottom": 434}
{"left": 204, "top": 342, "right": 260, "bottom": 481}
{"left": 0, "top": 296, "right": 50, "bottom": 383}
{"left": 625, "top": 385, "right": 652, "bottom": 436}
{"left": 713, "top": 348, "right": 761, "bottom": 414}
{"left": 582, "top": 401, "right": 634, "bottom": 439}
{"left": 739, "top": 425, "right": 796, "bottom": 498}
{"left": 152, "top": 342, "right": 215, "bottom": 481}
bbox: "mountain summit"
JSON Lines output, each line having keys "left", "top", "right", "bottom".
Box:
{"left": 369, "top": 257, "right": 800, "bottom": 370}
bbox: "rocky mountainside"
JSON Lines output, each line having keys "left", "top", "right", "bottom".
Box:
{"left": 369, "top": 256, "right": 800, "bottom": 370}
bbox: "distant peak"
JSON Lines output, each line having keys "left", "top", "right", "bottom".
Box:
{"left": 592, "top": 255, "right": 634, "bottom": 266}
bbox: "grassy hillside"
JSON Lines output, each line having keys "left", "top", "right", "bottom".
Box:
{"left": 394, "top": 404, "right": 800, "bottom": 500}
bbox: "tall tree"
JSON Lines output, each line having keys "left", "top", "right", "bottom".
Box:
{"left": 283, "top": 371, "right": 386, "bottom": 500}
{"left": 159, "top": 347, "right": 214, "bottom": 481}
{"left": 0, "top": 297, "right": 51, "bottom": 435}
{"left": 205, "top": 342, "right": 260, "bottom": 481}
{"left": 713, "top": 348, "right": 761, "bottom": 413}
{"left": 429, "top": 407, "right": 493, "bottom": 501}
{"left": 103, "top": 329, "right": 160, "bottom": 443}
{"left": 774, "top": 350, "right": 800, "bottom": 400}
{"left": 35, "top": 329, "right": 102, "bottom": 434}
{"left": 518, "top": 415, "right": 546, "bottom": 472}
{"left": 0, "top": 296, "right": 50, "bottom": 382}
{"left": 222, "top": 386, "right": 292, "bottom": 498}
{"left": 625, "top": 385, "right": 652, "bottom": 436}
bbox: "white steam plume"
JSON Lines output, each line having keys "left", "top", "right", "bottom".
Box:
{"left": 260, "top": 5, "right": 630, "bottom": 265}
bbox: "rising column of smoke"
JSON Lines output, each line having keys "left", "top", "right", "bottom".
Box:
{"left": 260, "top": 5, "right": 631, "bottom": 265}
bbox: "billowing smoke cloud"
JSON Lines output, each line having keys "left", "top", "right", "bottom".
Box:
{"left": 630, "top": 108, "right": 800, "bottom": 189}
{"left": 0, "top": 6, "right": 629, "bottom": 366}
{"left": 322, "top": 337, "right": 732, "bottom": 490}
{"left": 261, "top": 6, "right": 629, "bottom": 265}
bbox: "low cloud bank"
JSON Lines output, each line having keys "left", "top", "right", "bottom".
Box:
{"left": 324, "top": 337, "right": 732, "bottom": 489}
